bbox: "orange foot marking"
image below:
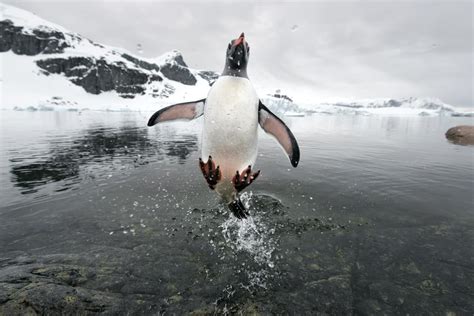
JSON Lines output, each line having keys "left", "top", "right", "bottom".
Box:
{"left": 199, "top": 156, "right": 221, "bottom": 190}
{"left": 232, "top": 165, "right": 260, "bottom": 192}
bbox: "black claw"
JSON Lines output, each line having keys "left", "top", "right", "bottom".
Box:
{"left": 228, "top": 199, "right": 248, "bottom": 219}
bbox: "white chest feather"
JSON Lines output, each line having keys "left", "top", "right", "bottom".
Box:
{"left": 202, "top": 76, "right": 259, "bottom": 182}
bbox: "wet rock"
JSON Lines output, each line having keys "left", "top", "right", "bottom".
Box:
{"left": 301, "top": 275, "right": 353, "bottom": 314}
{"left": 30, "top": 265, "right": 91, "bottom": 287}
{"left": 168, "top": 294, "right": 182, "bottom": 304}
{"left": 0, "top": 256, "right": 163, "bottom": 315}
{"left": 189, "top": 306, "right": 215, "bottom": 315}
{"left": 400, "top": 261, "right": 421, "bottom": 274}
{"left": 308, "top": 263, "right": 322, "bottom": 271}
{"left": 445, "top": 125, "right": 474, "bottom": 145}
{"left": 306, "top": 274, "right": 350, "bottom": 290}
{"left": 355, "top": 299, "right": 386, "bottom": 314}
{"left": 239, "top": 301, "right": 262, "bottom": 315}
{"left": 1, "top": 282, "right": 119, "bottom": 315}
{"left": 367, "top": 281, "right": 407, "bottom": 309}
{"left": 419, "top": 278, "right": 447, "bottom": 295}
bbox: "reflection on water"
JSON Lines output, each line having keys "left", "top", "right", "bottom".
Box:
{"left": 11, "top": 158, "right": 80, "bottom": 193}
{"left": 0, "top": 111, "right": 473, "bottom": 314}
{"left": 4, "top": 114, "right": 197, "bottom": 200}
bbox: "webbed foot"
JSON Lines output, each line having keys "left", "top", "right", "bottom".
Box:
{"left": 199, "top": 156, "right": 221, "bottom": 190}
{"left": 232, "top": 165, "right": 260, "bottom": 192}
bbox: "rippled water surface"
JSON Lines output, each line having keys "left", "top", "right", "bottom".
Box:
{"left": 0, "top": 110, "right": 473, "bottom": 314}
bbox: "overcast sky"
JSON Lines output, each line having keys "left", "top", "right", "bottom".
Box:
{"left": 4, "top": 0, "right": 473, "bottom": 106}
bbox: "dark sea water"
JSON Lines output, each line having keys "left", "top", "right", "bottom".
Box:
{"left": 0, "top": 110, "right": 473, "bottom": 314}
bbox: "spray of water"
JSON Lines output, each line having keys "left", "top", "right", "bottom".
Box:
{"left": 215, "top": 192, "right": 278, "bottom": 289}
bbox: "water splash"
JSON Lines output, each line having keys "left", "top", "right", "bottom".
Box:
{"left": 215, "top": 192, "right": 278, "bottom": 289}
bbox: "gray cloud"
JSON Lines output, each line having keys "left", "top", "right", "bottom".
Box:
{"left": 4, "top": 0, "right": 473, "bottom": 106}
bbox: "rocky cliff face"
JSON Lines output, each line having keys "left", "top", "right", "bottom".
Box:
{"left": 0, "top": 5, "right": 218, "bottom": 100}
{"left": 35, "top": 57, "right": 164, "bottom": 98}
{"left": 0, "top": 20, "right": 69, "bottom": 55}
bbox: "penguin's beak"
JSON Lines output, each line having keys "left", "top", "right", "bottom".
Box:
{"left": 232, "top": 32, "right": 245, "bottom": 47}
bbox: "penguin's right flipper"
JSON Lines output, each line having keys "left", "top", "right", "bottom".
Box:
{"left": 258, "top": 101, "right": 300, "bottom": 167}
{"left": 147, "top": 99, "right": 206, "bottom": 126}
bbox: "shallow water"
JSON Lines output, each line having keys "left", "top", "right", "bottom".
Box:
{"left": 0, "top": 110, "right": 473, "bottom": 314}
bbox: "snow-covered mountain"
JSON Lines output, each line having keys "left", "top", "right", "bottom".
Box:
{"left": 0, "top": 3, "right": 217, "bottom": 111}
{"left": 301, "top": 97, "right": 464, "bottom": 116}
{"left": 0, "top": 3, "right": 471, "bottom": 117}
{"left": 262, "top": 94, "right": 472, "bottom": 117}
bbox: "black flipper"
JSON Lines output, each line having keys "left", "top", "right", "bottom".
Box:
{"left": 228, "top": 198, "right": 249, "bottom": 219}
{"left": 258, "top": 101, "right": 300, "bottom": 167}
{"left": 147, "top": 99, "right": 206, "bottom": 126}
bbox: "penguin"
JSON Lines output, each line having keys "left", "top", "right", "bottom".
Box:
{"left": 148, "top": 33, "right": 300, "bottom": 219}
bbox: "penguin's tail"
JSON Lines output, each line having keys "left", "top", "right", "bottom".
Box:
{"left": 228, "top": 198, "right": 249, "bottom": 219}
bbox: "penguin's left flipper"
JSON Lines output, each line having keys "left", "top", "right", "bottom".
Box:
{"left": 258, "top": 101, "right": 300, "bottom": 167}
{"left": 147, "top": 99, "right": 206, "bottom": 126}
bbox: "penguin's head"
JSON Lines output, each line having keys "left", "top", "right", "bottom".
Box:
{"left": 224, "top": 32, "right": 250, "bottom": 76}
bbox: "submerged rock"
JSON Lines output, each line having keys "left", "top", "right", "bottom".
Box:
{"left": 445, "top": 125, "right": 474, "bottom": 145}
